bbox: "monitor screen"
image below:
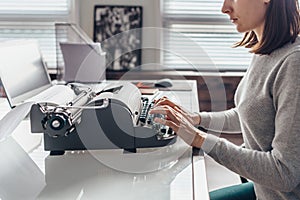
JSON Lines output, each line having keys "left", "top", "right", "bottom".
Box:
{"left": 0, "top": 40, "right": 51, "bottom": 107}
{"left": 60, "top": 42, "right": 106, "bottom": 83}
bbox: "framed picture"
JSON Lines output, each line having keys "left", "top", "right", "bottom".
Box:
{"left": 93, "top": 5, "right": 143, "bottom": 71}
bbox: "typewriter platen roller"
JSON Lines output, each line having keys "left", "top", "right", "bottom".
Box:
{"left": 30, "top": 82, "right": 176, "bottom": 155}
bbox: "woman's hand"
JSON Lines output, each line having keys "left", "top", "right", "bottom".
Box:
{"left": 149, "top": 105, "right": 206, "bottom": 148}
{"left": 154, "top": 97, "right": 201, "bottom": 126}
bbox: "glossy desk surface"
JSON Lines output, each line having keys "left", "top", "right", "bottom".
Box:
{"left": 0, "top": 80, "right": 209, "bottom": 200}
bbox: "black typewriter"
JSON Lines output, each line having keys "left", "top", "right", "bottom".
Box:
{"left": 30, "top": 82, "right": 177, "bottom": 155}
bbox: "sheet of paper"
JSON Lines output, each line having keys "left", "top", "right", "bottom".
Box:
{"left": 26, "top": 84, "right": 76, "bottom": 105}
{"left": 0, "top": 136, "right": 45, "bottom": 199}
{"left": 0, "top": 101, "right": 35, "bottom": 141}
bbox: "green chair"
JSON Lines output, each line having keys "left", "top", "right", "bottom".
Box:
{"left": 209, "top": 182, "right": 256, "bottom": 200}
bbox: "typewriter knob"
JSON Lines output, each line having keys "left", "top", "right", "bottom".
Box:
{"left": 50, "top": 116, "right": 65, "bottom": 130}
{"left": 44, "top": 113, "right": 73, "bottom": 138}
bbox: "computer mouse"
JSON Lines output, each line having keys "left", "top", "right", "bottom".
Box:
{"left": 154, "top": 78, "right": 173, "bottom": 88}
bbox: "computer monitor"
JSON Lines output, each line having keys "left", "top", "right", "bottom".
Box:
{"left": 60, "top": 42, "right": 106, "bottom": 83}
{"left": 0, "top": 40, "right": 52, "bottom": 108}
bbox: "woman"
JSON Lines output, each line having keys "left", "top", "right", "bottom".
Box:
{"left": 150, "top": 0, "right": 300, "bottom": 199}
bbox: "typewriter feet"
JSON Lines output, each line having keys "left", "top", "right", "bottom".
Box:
{"left": 50, "top": 150, "right": 65, "bottom": 156}
{"left": 123, "top": 148, "right": 137, "bottom": 153}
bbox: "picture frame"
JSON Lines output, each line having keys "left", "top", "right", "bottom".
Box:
{"left": 93, "top": 5, "right": 143, "bottom": 71}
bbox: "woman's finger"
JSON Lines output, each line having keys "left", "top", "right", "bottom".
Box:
{"left": 151, "top": 105, "right": 181, "bottom": 125}
{"left": 154, "top": 96, "right": 167, "bottom": 103}
{"left": 153, "top": 117, "right": 179, "bottom": 132}
{"left": 154, "top": 97, "right": 177, "bottom": 108}
{"left": 149, "top": 106, "right": 168, "bottom": 115}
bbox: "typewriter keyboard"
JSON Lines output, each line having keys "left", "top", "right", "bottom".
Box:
{"left": 139, "top": 97, "right": 175, "bottom": 140}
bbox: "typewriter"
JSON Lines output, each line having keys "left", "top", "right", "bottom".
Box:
{"left": 30, "top": 82, "right": 176, "bottom": 155}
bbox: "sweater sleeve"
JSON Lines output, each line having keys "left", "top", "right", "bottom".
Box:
{"left": 199, "top": 108, "right": 241, "bottom": 134}
{"left": 201, "top": 52, "right": 300, "bottom": 192}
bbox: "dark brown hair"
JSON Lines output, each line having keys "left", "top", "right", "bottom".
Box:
{"left": 235, "top": 0, "right": 300, "bottom": 54}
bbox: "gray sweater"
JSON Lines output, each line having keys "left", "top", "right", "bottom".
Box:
{"left": 200, "top": 37, "right": 300, "bottom": 200}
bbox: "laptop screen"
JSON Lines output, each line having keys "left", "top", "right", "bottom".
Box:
{"left": 0, "top": 40, "right": 52, "bottom": 107}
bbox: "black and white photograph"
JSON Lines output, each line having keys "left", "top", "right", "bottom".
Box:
{"left": 93, "top": 5, "right": 143, "bottom": 71}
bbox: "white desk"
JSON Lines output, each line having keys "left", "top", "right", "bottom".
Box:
{"left": 0, "top": 80, "right": 209, "bottom": 200}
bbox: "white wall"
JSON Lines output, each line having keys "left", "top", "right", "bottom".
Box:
{"left": 77, "top": 0, "right": 162, "bottom": 67}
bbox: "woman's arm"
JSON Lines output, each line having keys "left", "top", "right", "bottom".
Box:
{"left": 154, "top": 97, "right": 242, "bottom": 134}
{"left": 199, "top": 108, "right": 242, "bottom": 134}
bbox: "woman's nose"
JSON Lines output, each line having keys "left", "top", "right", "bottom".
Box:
{"left": 221, "top": 0, "right": 232, "bottom": 14}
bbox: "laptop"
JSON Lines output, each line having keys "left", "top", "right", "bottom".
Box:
{"left": 0, "top": 40, "right": 75, "bottom": 108}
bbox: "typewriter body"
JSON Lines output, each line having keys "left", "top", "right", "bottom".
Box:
{"left": 30, "top": 82, "right": 176, "bottom": 155}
